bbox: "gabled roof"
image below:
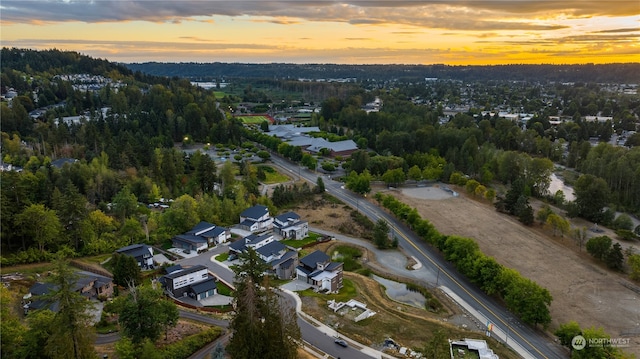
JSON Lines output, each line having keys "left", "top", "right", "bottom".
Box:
{"left": 256, "top": 241, "right": 286, "bottom": 258}
{"left": 116, "top": 244, "right": 152, "bottom": 258}
{"left": 29, "top": 282, "right": 56, "bottom": 296}
{"left": 229, "top": 233, "right": 273, "bottom": 252}
{"left": 325, "top": 262, "right": 343, "bottom": 271}
{"left": 240, "top": 205, "right": 269, "bottom": 219}
{"left": 200, "top": 226, "right": 227, "bottom": 237}
{"left": 163, "top": 265, "right": 208, "bottom": 280}
{"left": 274, "top": 211, "right": 300, "bottom": 223}
{"left": 268, "top": 250, "right": 297, "bottom": 268}
{"left": 186, "top": 221, "right": 216, "bottom": 236}
{"left": 299, "top": 250, "right": 330, "bottom": 268}
{"left": 173, "top": 234, "right": 208, "bottom": 245}
{"left": 239, "top": 219, "right": 257, "bottom": 227}
{"left": 190, "top": 277, "right": 217, "bottom": 294}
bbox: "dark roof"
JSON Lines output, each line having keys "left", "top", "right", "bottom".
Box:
{"left": 325, "top": 262, "right": 343, "bottom": 271}
{"left": 275, "top": 211, "right": 300, "bottom": 223}
{"left": 299, "top": 250, "right": 330, "bottom": 268}
{"left": 240, "top": 205, "right": 269, "bottom": 219}
{"left": 229, "top": 239, "right": 247, "bottom": 252}
{"left": 230, "top": 233, "right": 274, "bottom": 253}
{"left": 173, "top": 234, "right": 207, "bottom": 245}
{"left": 239, "top": 219, "right": 256, "bottom": 227}
{"left": 256, "top": 241, "right": 286, "bottom": 258}
{"left": 51, "top": 158, "right": 78, "bottom": 169}
{"left": 165, "top": 264, "right": 183, "bottom": 274}
{"left": 29, "top": 282, "right": 56, "bottom": 296}
{"left": 116, "top": 244, "right": 152, "bottom": 259}
{"left": 268, "top": 250, "right": 297, "bottom": 268}
{"left": 163, "top": 265, "right": 208, "bottom": 280}
{"left": 186, "top": 221, "right": 215, "bottom": 235}
{"left": 190, "top": 277, "right": 217, "bottom": 294}
{"left": 200, "top": 226, "right": 226, "bottom": 237}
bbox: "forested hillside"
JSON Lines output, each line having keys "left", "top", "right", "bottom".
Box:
{"left": 126, "top": 62, "right": 640, "bottom": 83}
{"left": 1, "top": 47, "right": 639, "bottom": 267}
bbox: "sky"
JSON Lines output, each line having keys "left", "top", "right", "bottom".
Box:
{"left": 1, "top": 1, "right": 639, "bottom": 65}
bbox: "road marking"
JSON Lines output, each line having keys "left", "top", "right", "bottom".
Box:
{"left": 387, "top": 221, "right": 549, "bottom": 359}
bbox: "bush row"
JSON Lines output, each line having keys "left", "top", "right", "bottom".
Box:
{"left": 374, "top": 192, "right": 553, "bottom": 327}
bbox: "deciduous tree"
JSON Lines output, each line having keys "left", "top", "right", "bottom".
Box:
{"left": 118, "top": 285, "right": 179, "bottom": 344}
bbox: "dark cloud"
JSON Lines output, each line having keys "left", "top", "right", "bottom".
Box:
{"left": 0, "top": 1, "right": 617, "bottom": 31}
{"left": 593, "top": 27, "right": 640, "bottom": 33}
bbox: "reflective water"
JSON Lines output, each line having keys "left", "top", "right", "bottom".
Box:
{"left": 371, "top": 274, "right": 426, "bottom": 309}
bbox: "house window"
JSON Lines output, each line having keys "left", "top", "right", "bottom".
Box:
{"left": 202, "top": 273, "right": 208, "bottom": 279}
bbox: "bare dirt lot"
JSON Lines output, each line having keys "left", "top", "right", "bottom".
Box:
{"left": 389, "top": 185, "right": 640, "bottom": 356}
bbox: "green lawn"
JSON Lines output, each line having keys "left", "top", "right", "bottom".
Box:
{"left": 260, "top": 165, "right": 290, "bottom": 184}
{"left": 281, "top": 237, "right": 316, "bottom": 248}
{"left": 235, "top": 115, "right": 270, "bottom": 124}
{"left": 299, "top": 278, "right": 357, "bottom": 302}
{"left": 213, "top": 91, "right": 227, "bottom": 99}
{"left": 216, "top": 281, "right": 233, "bottom": 296}
{"left": 214, "top": 253, "right": 229, "bottom": 262}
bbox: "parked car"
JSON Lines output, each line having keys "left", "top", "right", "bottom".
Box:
{"left": 334, "top": 338, "right": 348, "bottom": 347}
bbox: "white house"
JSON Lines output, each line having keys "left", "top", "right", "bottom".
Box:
{"left": 273, "top": 211, "right": 308, "bottom": 239}
{"left": 186, "top": 221, "right": 231, "bottom": 245}
{"left": 229, "top": 233, "right": 275, "bottom": 256}
{"left": 239, "top": 205, "right": 273, "bottom": 232}
{"left": 162, "top": 265, "right": 212, "bottom": 298}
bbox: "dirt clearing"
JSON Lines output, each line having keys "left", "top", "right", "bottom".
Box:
{"left": 389, "top": 185, "right": 640, "bottom": 356}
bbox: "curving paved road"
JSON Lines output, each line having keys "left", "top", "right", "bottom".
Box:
{"left": 269, "top": 154, "right": 568, "bottom": 359}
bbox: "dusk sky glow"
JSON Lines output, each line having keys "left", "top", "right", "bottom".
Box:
{"left": 1, "top": 1, "right": 639, "bottom": 64}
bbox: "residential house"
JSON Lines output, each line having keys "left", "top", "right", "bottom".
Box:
{"left": 229, "top": 233, "right": 276, "bottom": 256}
{"left": 188, "top": 221, "right": 231, "bottom": 245}
{"left": 161, "top": 264, "right": 216, "bottom": 299}
{"left": 239, "top": 205, "right": 273, "bottom": 232}
{"left": 268, "top": 251, "right": 299, "bottom": 280}
{"left": 115, "top": 244, "right": 154, "bottom": 269}
{"left": 23, "top": 272, "right": 113, "bottom": 314}
{"left": 296, "top": 250, "right": 343, "bottom": 293}
{"left": 273, "top": 211, "right": 308, "bottom": 239}
{"left": 229, "top": 233, "right": 298, "bottom": 280}
{"left": 172, "top": 221, "right": 231, "bottom": 252}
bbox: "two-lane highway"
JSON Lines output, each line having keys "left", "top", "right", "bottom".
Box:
{"left": 269, "top": 154, "right": 567, "bottom": 359}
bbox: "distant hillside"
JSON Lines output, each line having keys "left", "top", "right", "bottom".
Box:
{"left": 125, "top": 62, "right": 640, "bottom": 83}
{"left": 1, "top": 47, "right": 132, "bottom": 77}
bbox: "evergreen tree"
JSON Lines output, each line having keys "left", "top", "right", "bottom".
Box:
{"left": 43, "top": 259, "right": 97, "bottom": 359}
{"left": 605, "top": 243, "right": 624, "bottom": 271}
{"left": 227, "top": 248, "right": 300, "bottom": 359}
{"left": 111, "top": 253, "right": 141, "bottom": 287}
{"left": 373, "top": 219, "right": 391, "bottom": 249}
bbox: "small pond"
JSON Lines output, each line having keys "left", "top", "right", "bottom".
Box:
{"left": 372, "top": 274, "right": 426, "bottom": 309}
